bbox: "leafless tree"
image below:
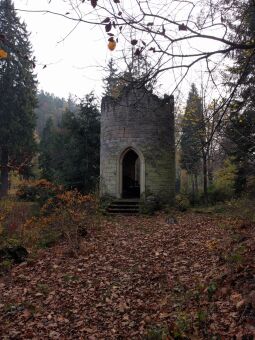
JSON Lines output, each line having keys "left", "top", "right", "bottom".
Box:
{"left": 14, "top": 0, "right": 255, "bottom": 127}
{"left": 15, "top": 0, "right": 254, "bottom": 78}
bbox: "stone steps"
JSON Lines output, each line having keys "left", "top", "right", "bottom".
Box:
{"left": 107, "top": 200, "right": 140, "bottom": 214}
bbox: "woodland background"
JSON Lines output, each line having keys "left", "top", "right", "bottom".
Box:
{"left": 0, "top": 0, "right": 255, "bottom": 338}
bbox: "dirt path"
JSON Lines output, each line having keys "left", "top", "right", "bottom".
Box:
{"left": 0, "top": 213, "right": 254, "bottom": 339}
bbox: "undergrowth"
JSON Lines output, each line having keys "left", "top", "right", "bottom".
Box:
{"left": 0, "top": 180, "right": 100, "bottom": 273}
{"left": 192, "top": 197, "right": 255, "bottom": 222}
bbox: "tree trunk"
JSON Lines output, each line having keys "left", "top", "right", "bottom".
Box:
{"left": 195, "top": 174, "right": 199, "bottom": 196}
{"left": 0, "top": 147, "right": 9, "bottom": 198}
{"left": 208, "top": 160, "right": 213, "bottom": 186}
{"left": 191, "top": 174, "right": 195, "bottom": 203}
{"left": 203, "top": 153, "right": 208, "bottom": 204}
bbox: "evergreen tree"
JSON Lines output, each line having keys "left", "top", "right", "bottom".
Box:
{"left": 35, "top": 90, "right": 71, "bottom": 135}
{"left": 225, "top": 0, "right": 255, "bottom": 194}
{"left": 103, "top": 54, "right": 157, "bottom": 98}
{"left": 180, "top": 84, "right": 203, "bottom": 198}
{"left": 103, "top": 58, "right": 119, "bottom": 96}
{"left": 38, "top": 118, "right": 57, "bottom": 181}
{"left": 39, "top": 93, "right": 100, "bottom": 193}
{"left": 119, "top": 53, "right": 157, "bottom": 92}
{"left": 59, "top": 93, "right": 100, "bottom": 192}
{"left": 226, "top": 109, "right": 255, "bottom": 194}
{"left": 0, "top": 0, "right": 37, "bottom": 196}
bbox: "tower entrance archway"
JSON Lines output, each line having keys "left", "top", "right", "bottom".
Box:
{"left": 122, "top": 149, "right": 140, "bottom": 198}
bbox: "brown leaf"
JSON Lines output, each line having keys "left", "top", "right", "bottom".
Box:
{"left": 105, "top": 22, "right": 112, "bottom": 32}
{"left": 0, "top": 34, "right": 6, "bottom": 42}
{"left": 101, "top": 17, "right": 111, "bottom": 24}
{"left": 91, "top": 0, "right": 97, "bottom": 8}
{"left": 22, "top": 309, "right": 32, "bottom": 320}
{"left": 179, "top": 23, "right": 187, "bottom": 31}
{"left": 131, "top": 39, "right": 138, "bottom": 46}
{"left": 123, "top": 314, "right": 129, "bottom": 321}
{"left": 134, "top": 48, "right": 142, "bottom": 56}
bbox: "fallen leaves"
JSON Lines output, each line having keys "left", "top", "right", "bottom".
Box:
{"left": 0, "top": 213, "right": 254, "bottom": 338}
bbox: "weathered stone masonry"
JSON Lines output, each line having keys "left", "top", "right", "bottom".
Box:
{"left": 100, "top": 85, "right": 175, "bottom": 203}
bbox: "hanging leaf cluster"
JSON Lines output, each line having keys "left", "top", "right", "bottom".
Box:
{"left": 90, "top": 0, "right": 119, "bottom": 7}
{"left": 101, "top": 16, "right": 119, "bottom": 51}
{"left": 85, "top": 0, "right": 193, "bottom": 57}
{"left": 0, "top": 48, "right": 7, "bottom": 59}
{"left": 0, "top": 33, "right": 7, "bottom": 58}
{"left": 108, "top": 37, "right": 116, "bottom": 51}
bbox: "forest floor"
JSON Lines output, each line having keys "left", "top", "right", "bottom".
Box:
{"left": 0, "top": 211, "right": 255, "bottom": 339}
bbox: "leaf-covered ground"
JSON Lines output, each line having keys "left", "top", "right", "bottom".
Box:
{"left": 0, "top": 212, "right": 255, "bottom": 339}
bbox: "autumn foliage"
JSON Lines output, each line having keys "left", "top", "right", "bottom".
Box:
{"left": 16, "top": 179, "right": 63, "bottom": 206}
{"left": 20, "top": 189, "right": 96, "bottom": 253}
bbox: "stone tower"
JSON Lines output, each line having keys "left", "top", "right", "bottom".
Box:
{"left": 100, "top": 85, "right": 175, "bottom": 203}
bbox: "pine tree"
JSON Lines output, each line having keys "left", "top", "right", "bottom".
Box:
{"left": 38, "top": 93, "right": 100, "bottom": 193}
{"left": 59, "top": 93, "right": 100, "bottom": 192}
{"left": 226, "top": 109, "right": 255, "bottom": 194}
{"left": 103, "top": 55, "right": 157, "bottom": 98}
{"left": 225, "top": 0, "right": 255, "bottom": 194}
{"left": 180, "top": 84, "right": 204, "bottom": 199}
{"left": 103, "top": 58, "right": 119, "bottom": 96}
{"left": 39, "top": 118, "right": 57, "bottom": 181}
{"left": 0, "top": 0, "right": 37, "bottom": 196}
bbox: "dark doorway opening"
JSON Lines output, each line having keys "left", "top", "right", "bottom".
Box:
{"left": 122, "top": 149, "right": 140, "bottom": 198}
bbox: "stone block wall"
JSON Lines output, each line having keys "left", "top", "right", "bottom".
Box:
{"left": 100, "top": 85, "right": 175, "bottom": 203}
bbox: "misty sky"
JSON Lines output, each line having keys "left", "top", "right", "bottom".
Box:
{"left": 14, "top": 0, "right": 110, "bottom": 99}
{"left": 13, "top": 0, "right": 225, "bottom": 105}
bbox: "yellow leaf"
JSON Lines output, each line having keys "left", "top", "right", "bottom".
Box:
{"left": 0, "top": 49, "right": 8, "bottom": 59}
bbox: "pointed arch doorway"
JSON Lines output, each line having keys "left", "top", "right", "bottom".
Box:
{"left": 118, "top": 147, "right": 145, "bottom": 199}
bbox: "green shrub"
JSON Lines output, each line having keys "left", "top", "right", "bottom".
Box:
{"left": 98, "top": 195, "right": 115, "bottom": 214}
{"left": 175, "top": 194, "right": 190, "bottom": 211}
{"left": 173, "top": 313, "right": 191, "bottom": 337}
{"left": 139, "top": 194, "right": 160, "bottom": 215}
{"left": 207, "top": 186, "right": 231, "bottom": 204}
{"left": 208, "top": 158, "right": 237, "bottom": 203}
{"left": 0, "top": 259, "right": 13, "bottom": 275}
{"left": 207, "top": 281, "right": 217, "bottom": 301}
{"left": 146, "top": 325, "right": 169, "bottom": 340}
{"left": 246, "top": 175, "right": 255, "bottom": 197}
{"left": 229, "top": 197, "right": 255, "bottom": 221}
{"left": 225, "top": 245, "right": 246, "bottom": 265}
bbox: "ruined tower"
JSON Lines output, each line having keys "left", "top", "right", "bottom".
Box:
{"left": 100, "top": 85, "right": 175, "bottom": 203}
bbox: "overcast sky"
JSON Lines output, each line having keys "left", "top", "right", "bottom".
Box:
{"left": 13, "top": 0, "right": 225, "bottom": 106}
{"left": 14, "top": 0, "right": 110, "bottom": 99}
